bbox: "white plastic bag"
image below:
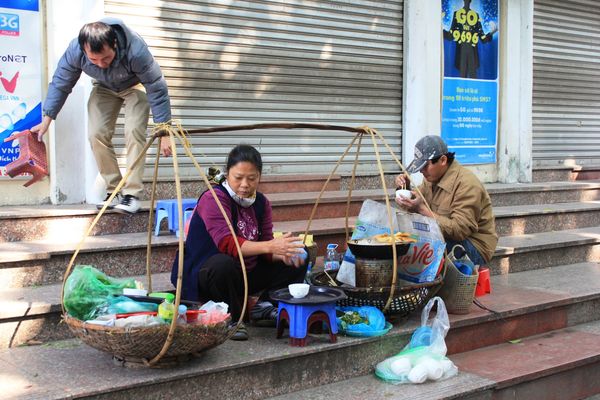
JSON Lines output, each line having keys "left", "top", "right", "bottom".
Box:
{"left": 375, "top": 297, "right": 458, "bottom": 384}
{"left": 337, "top": 200, "right": 399, "bottom": 286}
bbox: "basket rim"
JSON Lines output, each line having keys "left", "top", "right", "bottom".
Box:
{"left": 311, "top": 271, "right": 443, "bottom": 294}
{"left": 63, "top": 313, "right": 232, "bottom": 334}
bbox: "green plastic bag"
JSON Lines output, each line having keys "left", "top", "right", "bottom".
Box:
{"left": 63, "top": 265, "right": 137, "bottom": 321}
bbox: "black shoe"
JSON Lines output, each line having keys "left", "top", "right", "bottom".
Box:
{"left": 230, "top": 322, "right": 248, "bottom": 341}
{"left": 250, "top": 301, "right": 278, "bottom": 327}
{"left": 114, "top": 195, "right": 140, "bottom": 214}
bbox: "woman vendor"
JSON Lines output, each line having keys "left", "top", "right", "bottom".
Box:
{"left": 171, "top": 144, "right": 307, "bottom": 340}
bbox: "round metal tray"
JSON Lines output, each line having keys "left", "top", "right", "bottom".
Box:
{"left": 270, "top": 286, "right": 347, "bottom": 305}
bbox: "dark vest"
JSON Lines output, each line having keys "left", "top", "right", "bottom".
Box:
{"left": 170, "top": 184, "right": 267, "bottom": 301}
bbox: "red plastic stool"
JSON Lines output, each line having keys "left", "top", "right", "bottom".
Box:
{"left": 3, "top": 130, "right": 48, "bottom": 187}
{"left": 475, "top": 267, "right": 492, "bottom": 297}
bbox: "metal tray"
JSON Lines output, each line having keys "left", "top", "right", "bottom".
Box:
{"left": 270, "top": 286, "right": 347, "bottom": 305}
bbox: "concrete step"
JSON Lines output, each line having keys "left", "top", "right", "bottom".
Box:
{"left": 2, "top": 260, "right": 599, "bottom": 350}
{"left": 2, "top": 181, "right": 600, "bottom": 242}
{"left": 494, "top": 201, "right": 600, "bottom": 236}
{"left": 1, "top": 262, "right": 598, "bottom": 398}
{"left": 533, "top": 165, "right": 600, "bottom": 183}
{"left": 267, "top": 321, "right": 600, "bottom": 400}
{"left": 1, "top": 219, "right": 600, "bottom": 289}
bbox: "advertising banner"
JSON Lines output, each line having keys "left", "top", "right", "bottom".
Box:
{"left": 441, "top": 0, "right": 499, "bottom": 165}
{"left": 0, "top": 0, "right": 42, "bottom": 177}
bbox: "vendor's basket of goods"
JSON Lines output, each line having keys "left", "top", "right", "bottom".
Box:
{"left": 61, "top": 124, "right": 250, "bottom": 367}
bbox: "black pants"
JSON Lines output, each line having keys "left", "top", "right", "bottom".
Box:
{"left": 197, "top": 254, "right": 308, "bottom": 321}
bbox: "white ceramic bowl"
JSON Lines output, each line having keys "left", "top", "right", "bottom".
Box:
{"left": 395, "top": 189, "right": 412, "bottom": 200}
{"left": 123, "top": 288, "right": 148, "bottom": 296}
{"left": 288, "top": 283, "right": 310, "bottom": 299}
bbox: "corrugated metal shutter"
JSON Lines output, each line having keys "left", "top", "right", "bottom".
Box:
{"left": 533, "top": 0, "right": 600, "bottom": 166}
{"left": 104, "top": 0, "right": 403, "bottom": 177}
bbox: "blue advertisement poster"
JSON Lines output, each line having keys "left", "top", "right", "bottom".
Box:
{"left": 441, "top": 0, "right": 499, "bottom": 165}
{"left": 0, "top": 0, "right": 42, "bottom": 177}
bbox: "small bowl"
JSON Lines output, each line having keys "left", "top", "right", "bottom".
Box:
{"left": 288, "top": 283, "right": 310, "bottom": 299}
{"left": 123, "top": 288, "right": 148, "bottom": 296}
{"left": 186, "top": 309, "right": 207, "bottom": 323}
{"left": 395, "top": 189, "right": 412, "bottom": 200}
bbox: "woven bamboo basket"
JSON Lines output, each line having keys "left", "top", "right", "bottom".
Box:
{"left": 62, "top": 123, "right": 248, "bottom": 367}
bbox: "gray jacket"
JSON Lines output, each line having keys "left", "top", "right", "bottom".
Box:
{"left": 43, "top": 17, "right": 171, "bottom": 123}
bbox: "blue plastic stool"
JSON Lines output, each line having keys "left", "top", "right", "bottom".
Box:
{"left": 154, "top": 198, "right": 197, "bottom": 236}
{"left": 276, "top": 301, "right": 338, "bottom": 346}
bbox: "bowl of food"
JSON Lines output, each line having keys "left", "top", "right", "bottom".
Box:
{"left": 288, "top": 283, "right": 310, "bottom": 299}
{"left": 395, "top": 189, "right": 413, "bottom": 200}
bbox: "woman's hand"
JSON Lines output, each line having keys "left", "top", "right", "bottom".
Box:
{"left": 269, "top": 232, "right": 305, "bottom": 263}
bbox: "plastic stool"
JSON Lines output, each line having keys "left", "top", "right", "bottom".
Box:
{"left": 177, "top": 209, "right": 194, "bottom": 238}
{"left": 475, "top": 267, "right": 492, "bottom": 297}
{"left": 154, "top": 198, "right": 197, "bottom": 236}
{"left": 276, "top": 301, "right": 338, "bottom": 347}
{"left": 3, "top": 130, "right": 48, "bottom": 187}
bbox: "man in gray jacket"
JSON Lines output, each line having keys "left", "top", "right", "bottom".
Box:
{"left": 32, "top": 18, "right": 172, "bottom": 213}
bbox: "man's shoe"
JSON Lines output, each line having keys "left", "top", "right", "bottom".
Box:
{"left": 230, "top": 322, "right": 249, "bottom": 341}
{"left": 250, "top": 301, "right": 278, "bottom": 327}
{"left": 96, "top": 193, "right": 121, "bottom": 210}
{"left": 114, "top": 195, "right": 140, "bottom": 214}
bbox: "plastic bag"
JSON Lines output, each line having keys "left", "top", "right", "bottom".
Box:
{"left": 336, "top": 306, "right": 390, "bottom": 337}
{"left": 63, "top": 265, "right": 137, "bottom": 321}
{"left": 375, "top": 297, "right": 457, "bottom": 384}
{"left": 395, "top": 211, "right": 446, "bottom": 283}
{"left": 337, "top": 200, "right": 399, "bottom": 286}
{"left": 199, "top": 301, "right": 230, "bottom": 325}
{"left": 103, "top": 296, "right": 158, "bottom": 315}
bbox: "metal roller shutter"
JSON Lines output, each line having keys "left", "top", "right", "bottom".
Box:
{"left": 533, "top": 0, "right": 600, "bottom": 166}
{"left": 104, "top": 0, "right": 404, "bottom": 177}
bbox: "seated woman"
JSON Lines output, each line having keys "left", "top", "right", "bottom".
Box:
{"left": 171, "top": 144, "right": 307, "bottom": 340}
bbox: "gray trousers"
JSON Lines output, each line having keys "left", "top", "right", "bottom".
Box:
{"left": 87, "top": 83, "right": 149, "bottom": 198}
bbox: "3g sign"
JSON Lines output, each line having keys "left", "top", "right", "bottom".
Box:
{"left": 0, "top": 13, "right": 20, "bottom": 37}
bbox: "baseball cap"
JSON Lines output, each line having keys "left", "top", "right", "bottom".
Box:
{"left": 406, "top": 135, "right": 448, "bottom": 173}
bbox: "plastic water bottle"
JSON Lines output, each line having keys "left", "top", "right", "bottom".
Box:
{"left": 176, "top": 304, "right": 187, "bottom": 325}
{"left": 158, "top": 297, "right": 175, "bottom": 322}
{"left": 324, "top": 243, "right": 340, "bottom": 271}
{"left": 304, "top": 261, "right": 313, "bottom": 284}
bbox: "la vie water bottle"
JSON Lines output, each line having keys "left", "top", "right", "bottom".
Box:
{"left": 324, "top": 243, "right": 340, "bottom": 271}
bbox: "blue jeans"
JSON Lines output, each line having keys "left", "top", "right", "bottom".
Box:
{"left": 446, "top": 239, "right": 486, "bottom": 268}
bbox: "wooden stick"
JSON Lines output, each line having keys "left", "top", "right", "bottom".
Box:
{"left": 151, "top": 122, "right": 368, "bottom": 138}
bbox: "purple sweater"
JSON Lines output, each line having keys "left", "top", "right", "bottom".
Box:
{"left": 198, "top": 188, "right": 274, "bottom": 270}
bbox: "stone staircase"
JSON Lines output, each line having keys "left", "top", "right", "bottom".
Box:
{"left": 1, "top": 168, "right": 600, "bottom": 399}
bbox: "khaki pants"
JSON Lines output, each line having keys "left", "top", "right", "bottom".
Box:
{"left": 88, "top": 83, "right": 149, "bottom": 198}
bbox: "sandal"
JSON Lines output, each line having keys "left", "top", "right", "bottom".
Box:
{"left": 250, "top": 301, "right": 278, "bottom": 327}
{"left": 230, "top": 322, "right": 249, "bottom": 341}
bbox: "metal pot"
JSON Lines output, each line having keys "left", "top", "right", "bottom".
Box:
{"left": 347, "top": 238, "right": 411, "bottom": 259}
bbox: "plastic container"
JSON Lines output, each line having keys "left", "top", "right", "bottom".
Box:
{"left": 123, "top": 288, "right": 148, "bottom": 296}
{"left": 186, "top": 309, "right": 207, "bottom": 324}
{"left": 149, "top": 292, "right": 175, "bottom": 302}
{"left": 158, "top": 297, "right": 175, "bottom": 322}
{"left": 324, "top": 243, "right": 340, "bottom": 271}
{"left": 304, "top": 261, "right": 313, "bottom": 284}
{"left": 176, "top": 304, "right": 188, "bottom": 325}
